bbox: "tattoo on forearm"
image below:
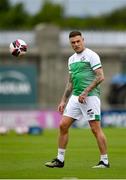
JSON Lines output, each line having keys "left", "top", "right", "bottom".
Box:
{"left": 63, "top": 76, "right": 73, "bottom": 99}
{"left": 65, "top": 89, "right": 72, "bottom": 98}
{"left": 86, "top": 70, "right": 104, "bottom": 93}
{"left": 94, "top": 71, "right": 102, "bottom": 85}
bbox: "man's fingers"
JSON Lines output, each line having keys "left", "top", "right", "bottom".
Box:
{"left": 78, "top": 95, "right": 86, "bottom": 103}
{"left": 58, "top": 106, "right": 64, "bottom": 114}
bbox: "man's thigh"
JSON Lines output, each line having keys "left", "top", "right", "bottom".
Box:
{"left": 63, "top": 95, "right": 83, "bottom": 120}
{"left": 80, "top": 96, "right": 101, "bottom": 121}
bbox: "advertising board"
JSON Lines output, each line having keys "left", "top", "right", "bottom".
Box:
{"left": 0, "top": 65, "right": 37, "bottom": 105}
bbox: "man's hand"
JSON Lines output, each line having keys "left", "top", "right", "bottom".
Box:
{"left": 78, "top": 91, "right": 88, "bottom": 103}
{"left": 78, "top": 68, "right": 104, "bottom": 103}
{"left": 58, "top": 101, "right": 66, "bottom": 114}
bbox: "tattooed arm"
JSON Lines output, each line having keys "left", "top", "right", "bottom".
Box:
{"left": 58, "top": 75, "right": 73, "bottom": 114}
{"left": 78, "top": 67, "right": 104, "bottom": 103}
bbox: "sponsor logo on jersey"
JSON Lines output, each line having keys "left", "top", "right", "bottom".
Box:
{"left": 80, "top": 56, "right": 86, "bottom": 62}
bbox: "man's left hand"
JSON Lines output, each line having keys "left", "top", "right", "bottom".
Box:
{"left": 78, "top": 91, "right": 88, "bottom": 103}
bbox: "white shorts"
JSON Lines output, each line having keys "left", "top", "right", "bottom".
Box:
{"left": 63, "top": 95, "right": 101, "bottom": 122}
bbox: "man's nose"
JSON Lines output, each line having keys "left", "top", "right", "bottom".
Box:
{"left": 75, "top": 42, "right": 78, "bottom": 46}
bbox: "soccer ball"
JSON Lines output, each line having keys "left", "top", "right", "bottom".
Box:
{"left": 0, "top": 126, "right": 8, "bottom": 135}
{"left": 15, "top": 126, "right": 29, "bottom": 135}
{"left": 9, "top": 39, "right": 27, "bottom": 57}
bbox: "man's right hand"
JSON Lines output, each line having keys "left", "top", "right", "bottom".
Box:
{"left": 58, "top": 101, "right": 66, "bottom": 114}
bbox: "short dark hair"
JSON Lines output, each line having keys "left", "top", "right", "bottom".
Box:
{"left": 69, "top": 31, "right": 82, "bottom": 38}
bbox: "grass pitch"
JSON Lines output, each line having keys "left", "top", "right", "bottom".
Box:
{"left": 0, "top": 128, "right": 126, "bottom": 179}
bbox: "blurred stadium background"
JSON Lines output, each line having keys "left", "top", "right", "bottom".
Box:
{"left": 0, "top": 0, "right": 126, "bottom": 178}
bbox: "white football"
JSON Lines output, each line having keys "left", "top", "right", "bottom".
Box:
{"left": 9, "top": 39, "right": 27, "bottom": 57}
{"left": 0, "top": 126, "right": 8, "bottom": 135}
{"left": 15, "top": 126, "right": 29, "bottom": 135}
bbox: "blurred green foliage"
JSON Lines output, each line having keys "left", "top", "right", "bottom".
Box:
{"left": 0, "top": 0, "right": 30, "bottom": 29}
{"left": 0, "top": 0, "right": 126, "bottom": 30}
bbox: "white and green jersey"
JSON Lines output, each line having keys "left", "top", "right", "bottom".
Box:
{"left": 68, "top": 48, "right": 102, "bottom": 97}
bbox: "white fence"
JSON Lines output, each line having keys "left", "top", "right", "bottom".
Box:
{"left": 60, "top": 30, "right": 126, "bottom": 47}
{"left": 0, "top": 31, "right": 35, "bottom": 47}
{"left": 1, "top": 30, "right": 126, "bottom": 47}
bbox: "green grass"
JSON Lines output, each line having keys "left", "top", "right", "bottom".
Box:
{"left": 0, "top": 128, "right": 126, "bottom": 179}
